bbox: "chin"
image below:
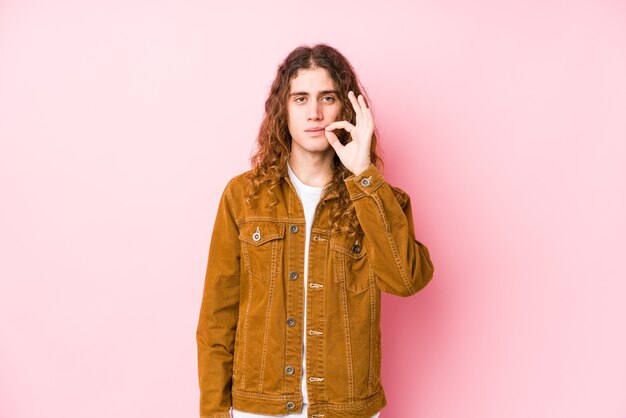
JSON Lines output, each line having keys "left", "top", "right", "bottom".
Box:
{"left": 308, "top": 144, "right": 333, "bottom": 153}
{"left": 293, "top": 138, "right": 332, "bottom": 154}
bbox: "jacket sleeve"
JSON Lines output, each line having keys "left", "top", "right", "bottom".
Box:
{"left": 196, "top": 180, "right": 240, "bottom": 418}
{"left": 344, "top": 163, "right": 435, "bottom": 297}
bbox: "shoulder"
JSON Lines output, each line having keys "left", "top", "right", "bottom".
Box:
{"left": 221, "top": 168, "right": 255, "bottom": 196}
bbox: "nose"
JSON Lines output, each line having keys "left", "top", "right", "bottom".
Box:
{"left": 307, "top": 100, "right": 322, "bottom": 120}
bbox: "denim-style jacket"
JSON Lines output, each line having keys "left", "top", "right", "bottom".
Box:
{"left": 196, "top": 163, "right": 435, "bottom": 418}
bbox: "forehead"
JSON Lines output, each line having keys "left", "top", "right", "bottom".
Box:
{"left": 289, "top": 67, "right": 336, "bottom": 92}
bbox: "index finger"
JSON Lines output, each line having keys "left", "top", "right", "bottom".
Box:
{"left": 348, "top": 91, "right": 362, "bottom": 121}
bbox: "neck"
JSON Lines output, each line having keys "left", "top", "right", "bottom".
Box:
{"left": 287, "top": 149, "right": 334, "bottom": 187}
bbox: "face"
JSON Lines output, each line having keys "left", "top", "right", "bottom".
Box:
{"left": 286, "top": 67, "right": 342, "bottom": 157}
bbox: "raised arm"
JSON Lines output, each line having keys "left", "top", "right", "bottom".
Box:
{"left": 344, "top": 164, "right": 434, "bottom": 296}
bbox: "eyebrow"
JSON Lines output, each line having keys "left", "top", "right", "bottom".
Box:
{"left": 289, "top": 90, "right": 338, "bottom": 97}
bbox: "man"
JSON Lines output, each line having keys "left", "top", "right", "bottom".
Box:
{"left": 196, "top": 43, "right": 435, "bottom": 418}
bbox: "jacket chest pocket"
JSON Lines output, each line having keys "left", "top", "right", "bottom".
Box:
{"left": 330, "top": 234, "right": 371, "bottom": 294}
{"left": 239, "top": 221, "right": 285, "bottom": 281}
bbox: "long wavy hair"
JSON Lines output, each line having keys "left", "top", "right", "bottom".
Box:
{"left": 244, "top": 43, "right": 384, "bottom": 235}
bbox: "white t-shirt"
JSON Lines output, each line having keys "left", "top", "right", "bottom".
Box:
{"left": 232, "top": 163, "right": 380, "bottom": 418}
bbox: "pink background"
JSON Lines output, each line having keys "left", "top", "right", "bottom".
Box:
{"left": 1, "top": 1, "right": 625, "bottom": 417}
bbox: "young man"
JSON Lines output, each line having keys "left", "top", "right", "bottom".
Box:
{"left": 196, "top": 44, "right": 435, "bottom": 418}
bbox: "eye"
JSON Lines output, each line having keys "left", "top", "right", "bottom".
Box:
{"left": 322, "top": 96, "right": 336, "bottom": 102}
{"left": 294, "top": 97, "right": 306, "bottom": 103}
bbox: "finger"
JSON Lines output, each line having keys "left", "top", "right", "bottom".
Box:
{"left": 363, "top": 105, "right": 373, "bottom": 129}
{"left": 325, "top": 120, "right": 355, "bottom": 133}
{"left": 359, "top": 98, "right": 373, "bottom": 128}
{"left": 357, "top": 94, "right": 369, "bottom": 111}
{"left": 348, "top": 91, "right": 362, "bottom": 121}
{"left": 324, "top": 129, "right": 344, "bottom": 153}
{"left": 358, "top": 95, "right": 372, "bottom": 127}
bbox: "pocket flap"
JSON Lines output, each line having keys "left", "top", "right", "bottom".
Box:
{"left": 239, "top": 221, "right": 285, "bottom": 246}
{"left": 331, "top": 233, "right": 367, "bottom": 259}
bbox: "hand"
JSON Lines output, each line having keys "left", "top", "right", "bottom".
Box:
{"left": 324, "top": 90, "right": 373, "bottom": 176}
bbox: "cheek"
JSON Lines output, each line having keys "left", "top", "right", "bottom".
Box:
{"left": 288, "top": 106, "right": 304, "bottom": 120}
{"left": 330, "top": 105, "right": 342, "bottom": 120}
{"left": 286, "top": 109, "right": 297, "bottom": 127}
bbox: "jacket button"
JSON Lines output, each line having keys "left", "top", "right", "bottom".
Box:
{"left": 352, "top": 244, "right": 361, "bottom": 253}
{"left": 360, "top": 177, "right": 371, "bottom": 187}
{"left": 285, "top": 365, "right": 295, "bottom": 375}
{"left": 286, "top": 317, "right": 296, "bottom": 327}
{"left": 289, "top": 271, "right": 299, "bottom": 280}
{"left": 286, "top": 401, "right": 295, "bottom": 410}
{"left": 290, "top": 224, "right": 299, "bottom": 233}
{"left": 252, "top": 226, "right": 261, "bottom": 242}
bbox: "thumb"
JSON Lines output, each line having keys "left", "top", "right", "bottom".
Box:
{"left": 324, "top": 129, "right": 344, "bottom": 154}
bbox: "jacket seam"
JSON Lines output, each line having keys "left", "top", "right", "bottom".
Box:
{"left": 236, "top": 216, "right": 295, "bottom": 224}
{"left": 231, "top": 385, "right": 384, "bottom": 406}
{"left": 372, "top": 193, "right": 416, "bottom": 295}
{"left": 240, "top": 272, "right": 253, "bottom": 390}
{"left": 368, "top": 266, "right": 376, "bottom": 396}
{"left": 258, "top": 263, "right": 276, "bottom": 392}
{"left": 200, "top": 413, "right": 231, "bottom": 418}
{"left": 232, "top": 389, "right": 291, "bottom": 401}
{"left": 338, "top": 252, "right": 355, "bottom": 401}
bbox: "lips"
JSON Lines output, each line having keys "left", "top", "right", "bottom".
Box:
{"left": 305, "top": 127, "right": 325, "bottom": 132}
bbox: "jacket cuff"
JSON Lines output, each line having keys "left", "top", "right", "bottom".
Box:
{"left": 343, "top": 163, "right": 384, "bottom": 200}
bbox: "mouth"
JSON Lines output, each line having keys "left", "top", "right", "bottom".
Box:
{"left": 305, "top": 128, "right": 326, "bottom": 137}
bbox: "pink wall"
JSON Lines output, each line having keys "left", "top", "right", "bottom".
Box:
{"left": 1, "top": 1, "right": 625, "bottom": 417}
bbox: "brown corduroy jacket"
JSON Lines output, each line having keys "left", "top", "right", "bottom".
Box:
{"left": 196, "top": 163, "right": 435, "bottom": 418}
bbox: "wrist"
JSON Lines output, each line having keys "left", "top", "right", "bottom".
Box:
{"left": 352, "top": 161, "right": 372, "bottom": 177}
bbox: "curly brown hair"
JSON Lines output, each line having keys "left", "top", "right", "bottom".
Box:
{"left": 244, "top": 43, "right": 384, "bottom": 236}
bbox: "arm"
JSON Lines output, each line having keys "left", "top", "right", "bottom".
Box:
{"left": 344, "top": 164, "right": 435, "bottom": 296}
{"left": 196, "top": 180, "right": 240, "bottom": 418}
{"left": 325, "top": 91, "right": 433, "bottom": 296}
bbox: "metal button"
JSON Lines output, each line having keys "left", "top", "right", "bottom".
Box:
{"left": 352, "top": 244, "right": 361, "bottom": 253}
{"left": 285, "top": 365, "right": 295, "bottom": 375}
{"left": 286, "top": 401, "right": 296, "bottom": 410}
{"left": 289, "top": 271, "right": 299, "bottom": 280}
{"left": 360, "top": 177, "right": 371, "bottom": 187}
{"left": 252, "top": 226, "right": 261, "bottom": 242}
{"left": 290, "top": 224, "right": 299, "bottom": 233}
{"left": 287, "top": 317, "right": 296, "bottom": 327}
